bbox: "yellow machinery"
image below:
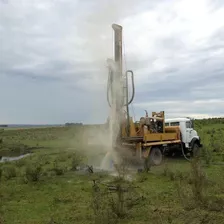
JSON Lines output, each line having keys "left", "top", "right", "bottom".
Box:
{"left": 106, "top": 24, "right": 181, "bottom": 168}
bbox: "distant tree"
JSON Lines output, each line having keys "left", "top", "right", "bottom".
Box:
{"left": 0, "top": 128, "right": 4, "bottom": 144}
{"left": 194, "top": 117, "right": 224, "bottom": 126}
{"left": 65, "top": 122, "right": 83, "bottom": 126}
{"left": 0, "top": 125, "right": 8, "bottom": 127}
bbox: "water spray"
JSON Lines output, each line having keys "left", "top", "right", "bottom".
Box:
{"left": 101, "top": 24, "right": 135, "bottom": 171}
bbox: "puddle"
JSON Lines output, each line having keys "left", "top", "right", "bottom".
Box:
{"left": 0, "top": 153, "right": 31, "bottom": 163}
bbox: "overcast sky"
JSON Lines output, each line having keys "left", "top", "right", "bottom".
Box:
{"left": 0, "top": 0, "right": 224, "bottom": 124}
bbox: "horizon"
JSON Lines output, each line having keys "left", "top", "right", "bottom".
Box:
{"left": 1, "top": 115, "right": 223, "bottom": 126}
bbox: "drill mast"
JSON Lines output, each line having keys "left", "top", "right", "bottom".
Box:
{"left": 107, "top": 24, "right": 135, "bottom": 146}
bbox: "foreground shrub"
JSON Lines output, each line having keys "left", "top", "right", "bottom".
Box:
{"left": 2, "top": 166, "right": 17, "bottom": 180}
{"left": 15, "top": 158, "right": 27, "bottom": 167}
{"left": 201, "top": 146, "right": 213, "bottom": 166}
{"left": 51, "top": 160, "right": 64, "bottom": 176}
{"left": 57, "top": 154, "right": 69, "bottom": 162}
{"left": 24, "top": 163, "right": 42, "bottom": 182}
{"left": 176, "top": 156, "right": 208, "bottom": 210}
{"left": 190, "top": 157, "right": 207, "bottom": 202}
{"left": 33, "top": 154, "right": 51, "bottom": 166}
{"left": 0, "top": 167, "right": 2, "bottom": 180}
{"left": 91, "top": 158, "right": 141, "bottom": 224}
{"left": 162, "top": 163, "right": 186, "bottom": 182}
{"left": 70, "top": 153, "right": 83, "bottom": 171}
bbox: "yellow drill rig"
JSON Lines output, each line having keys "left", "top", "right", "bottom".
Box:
{"left": 106, "top": 24, "right": 185, "bottom": 169}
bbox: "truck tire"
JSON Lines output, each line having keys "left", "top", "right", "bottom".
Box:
{"left": 150, "top": 147, "right": 163, "bottom": 166}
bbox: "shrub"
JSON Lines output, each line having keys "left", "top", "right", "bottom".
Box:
{"left": 168, "top": 171, "right": 175, "bottom": 181}
{"left": 201, "top": 146, "right": 212, "bottom": 166}
{"left": 91, "top": 158, "right": 140, "bottom": 224}
{"left": 57, "top": 154, "right": 68, "bottom": 162}
{"left": 176, "top": 180, "right": 196, "bottom": 210}
{"left": 52, "top": 160, "right": 64, "bottom": 176}
{"left": 162, "top": 161, "right": 171, "bottom": 177}
{"left": 137, "top": 173, "right": 148, "bottom": 183}
{"left": 70, "top": 153, "right": 82, "bottom": 171}
{"left": 175, "top": 155, "right": 210, "bottom": 211}
{"left": 15, "top": 159, "right": 26, "bottom": 167}
{"left": 2, "top": 166, "right": 17, "bottom": 180}
{"left": 175, "top": 170, "right": 185, "bottom": 180}
{"left": 37, "top": 154, "right": 50, "bottom": 166}
{"left": 24, "top": 163, "right": 42, "bottom": 182}
{"left": 190, "top": 157, "right": 207, "bottom": 202}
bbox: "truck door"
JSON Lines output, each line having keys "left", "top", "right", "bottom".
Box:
{"left": 185, "top": 121, "right": 193, "bottom": 144}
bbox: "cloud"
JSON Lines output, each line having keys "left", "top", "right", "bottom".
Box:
{"left": 135, "top": 99, "right": 224, "bottom": 119}
{"left": 0, "top": 0, "right": 223, "bottom": 124}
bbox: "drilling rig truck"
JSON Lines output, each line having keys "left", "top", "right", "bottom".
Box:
{"left": 106, "top": 24, "right": 202, "bottom": 169}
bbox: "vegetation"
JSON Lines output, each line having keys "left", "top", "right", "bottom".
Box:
{"left": 0, "top": 118, "right": 224, "bottom": 224}
{"left": 65, "top": 123, "right": 83, "bottom": 126}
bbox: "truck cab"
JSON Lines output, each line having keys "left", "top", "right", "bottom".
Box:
{"left": 165, "top": 117, "right": 202, "bottom": 153}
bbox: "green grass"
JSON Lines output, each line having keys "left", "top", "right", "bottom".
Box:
{"left": 0, "top": 119, "right": 224, "bottom": 224}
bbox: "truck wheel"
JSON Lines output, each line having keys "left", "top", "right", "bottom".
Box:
{"left": 150, "top": 147, "right": 163, "bottom": 166}
{"left": 192, "top": 143, "right": 200, "bottom": 158}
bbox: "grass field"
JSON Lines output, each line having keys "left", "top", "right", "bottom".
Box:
{"left": 0, "top": 119, "right": 224, "bottom": 224}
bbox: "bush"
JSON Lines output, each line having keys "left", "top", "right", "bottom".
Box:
{"left": 15, "top": 159, "right": 26, "bottom": 167}
{"left": 190, "top": 157, "right": 207, "bottom": 202}
{"left": 2, "top": 166, "right": 17, "bottom": 180}
{"left": 51, "top": 160, "right": 64, "bottom": 176}
{"left": 57, "top": 154, "right": 69, "bottom": 162}
{"left": 24, "top": 163, "right": 42, "bottom": 182}
{"left": 177, "top": 156, "right": 208, "bottom": 210}
{"left": 37, "top": 154, "right": 50, "bottom": 166}
{"left": 201, "top": 146, "right": 213, "bottom": 166}
{"left": 168, "top": 171, "right": 175, "bottom": 181}
{"left": 176, "top": 180, "right": 196, "bottom": 210}
{"left": 136, "top": 173, "right": 148, "bottom": 183}
{"left": 70, "top": 153, "right": 82, "bottom": 171}
{"left": 162, "top": 163, "right": 170, "bottom": 177}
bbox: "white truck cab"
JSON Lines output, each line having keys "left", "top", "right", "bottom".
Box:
{"left": 165, "top": 117, "right": 202, "bottom": 152}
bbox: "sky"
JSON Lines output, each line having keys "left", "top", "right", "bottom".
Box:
{"left": 0, "top": 0, "right": 224, "bottom": 124}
